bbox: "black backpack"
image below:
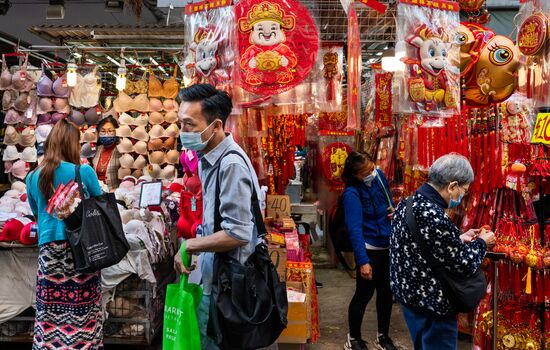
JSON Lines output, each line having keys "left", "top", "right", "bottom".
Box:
{"left": 328, "top": 193, "right": 358, "bottom": 271}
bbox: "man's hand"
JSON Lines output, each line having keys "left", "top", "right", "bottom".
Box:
{"left": 478, "top": 229, "right": 496, "bottom": 248}
{"left": 173, "top": 242, "right": 195, "bottom": 275}
{"left": 359, "top": 263, "right": 373, "bottom": 280}
{"left": 460, "top": 229, "right": 480, "bottom": 243}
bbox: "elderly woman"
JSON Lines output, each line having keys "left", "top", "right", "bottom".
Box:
{"left": 389, "top": 153, "right": 495, "bottom": 350}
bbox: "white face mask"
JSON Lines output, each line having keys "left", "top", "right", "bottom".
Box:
{"left": 363, "top": 168, "right": 377, "bottom": 185}
{"left": 179, "top": 121, "right": 216, "bottom": 151}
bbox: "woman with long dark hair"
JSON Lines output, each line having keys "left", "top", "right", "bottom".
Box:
{"left": 26, "top": 118, "right": 104, "bottom": 349}
{"left": 341, "top": 151, "right": 397, "bottom": 350}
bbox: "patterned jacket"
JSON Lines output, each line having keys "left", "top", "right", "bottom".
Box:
{"left": 389, "top": 184, "right": 487, "bottom": 316}
{"left": 92, "top": 145, "right": 121, "bottom": 191}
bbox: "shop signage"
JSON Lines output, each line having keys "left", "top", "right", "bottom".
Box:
{"left": 531, "top": 112, "right": 550, "bottom": 145}
{"left": 266, "top": 195, "right": 291, "bottom": 218}
{"left": 399, "top": 0, "right": 460, "bottom": 12}
{"left": 517, "top": 13, "right": 549, "bottom": 56}
{"left": 375, "top": 72, "right": 393, "bottom": 128}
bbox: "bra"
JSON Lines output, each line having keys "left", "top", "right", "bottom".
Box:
{"left": 149, "top": 150, "right": 180, "bottom": 165}
{"left": 113, "top": 92, "right": 149, "bottom": 113}
{"left": 53, "top": 98, "right": 70, "bottom": 114}
{"left": 19, "top": 127, "right": 36, "bottom": 147}
{"left": 149, "top": 111, "right": 178, "bottom": 125}
{"left": 115, "top": 125, "right": 149, "bottom": 142}
{"left": 148, "top": 137, "right": 176, "bottom": 151}
{"left": 1, "top": 55, "right": 12, "bottom": 90}
{"left": 11, "top": 55, "right": 34, "bottom": 92}
{"left": 124, "top": 72, "right": 148, "bottom": 95}
{"left": 5, "top": 109, "right": 23, "bottom": 125}
{"left": 84, "top": 106, "right": 102, "bottom": 125}
{"left": 119, "top": 153, "right": 147, "bottom": 169}
{"left": 80, "top": 127, "right": 97, "bottom": 143}
{"left": 35, "top": 124, "right": 52, "bottom": 143}
{"left": 36, "top": 64, "right": 54, "bottom": 97}
{"left": 11, "top": 92, "right": 31, "bottom": 112}
{"left": 119, "top": 112, "right": 149, "bottom": 127}
{"left": 2, "top": 90, "right": 15, "bottom": 110}
{"left": 69, "top": 109, "right": 85, "bottom": 126}
{"left": 81, "top": 142, "right": 97, "bottom": 158}
{"left": 37, "top": 113, "right": 53, "bottom": 125}
{"left": 118, "top": 167, "right": 143, "bottom": 180}
{"left": 148, "top": 66, "right": 179, "bottom": 99}
{"left": 69, "top": 66, "right": 101, "bottom": 108}
{"left": 52, "top": 73, "right": 70, "bottom": 98}
{"left": 51, "top": 112, "right": 65, "bottom": 124}
{"left": 148, "top": 124, "right": 179, "bottom": 139}
{"left": 149, "top": 98, "right": 178, "bottom": 112}
{"left": 4, "top": 125, "right": 20, "bottom": 145}
{"left": 117, "top": 138, "right": 148, "bottom": 155}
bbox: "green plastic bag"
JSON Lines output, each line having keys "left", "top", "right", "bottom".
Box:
{"left": 163, "top": 242, "right": 202, "bottom": 350}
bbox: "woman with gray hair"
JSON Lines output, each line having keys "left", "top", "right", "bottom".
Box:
{"left": 389, "top": 153, "right": 495, "bottom": 350}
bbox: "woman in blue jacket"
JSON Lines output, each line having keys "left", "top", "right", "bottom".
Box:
{"left": 341, "top": 151, "right": 397, "bottom": 350}
{"left": 26, "top": 119, "right": 104, "bottom": 349}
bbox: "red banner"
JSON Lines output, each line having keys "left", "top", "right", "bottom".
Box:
{"left": 399, "top": 0, "right": 460, "bottom": 12}
{"left": 358, "top": 0, "right": 387, "bottom": 14}
{"left": 375, "top": 72, "right": 393, "bottom": 128}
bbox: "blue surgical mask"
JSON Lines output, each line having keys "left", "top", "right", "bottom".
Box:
{"left": 179, "top": 121, "right": 216, "bottom": 151}
{"left": 449, "top": 193, "right": 464, "bottom": 209}
{"left": 99, "top": 136, "right": 117, "bottom": 146}
{"left": 363, "top": 169, "right": 377, "bottom": 185}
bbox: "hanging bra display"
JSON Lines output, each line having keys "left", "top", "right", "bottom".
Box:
{"left": 1, "top": 54, "right": 35, "bottom": 92}
{"left": 148, "top": 65, "right": 179, "bottom": 99}
{"left": 68, "top": 66, "right": 102, "bottom": 108}
{"left": 124, "top": 71, "right": 148, "bottom": 95}
{"left": 113, "top": 92, "right": 150, "bottom": 113}
{"left": 36, "top": 64, "right": 70, "bottom": 98}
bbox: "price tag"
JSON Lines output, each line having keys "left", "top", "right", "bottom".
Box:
{"left": 531, "top": 112, "right": 550, "bottom": 145}
{"left": 266, "top": 195, "right": 291, "bottom": 218}
{"left": 20, "top": 71, "right": 26, "bottom": 81}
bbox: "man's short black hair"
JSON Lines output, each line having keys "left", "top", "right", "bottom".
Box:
{"left": 178, "top": 84, "right": 232, "bottom": 125}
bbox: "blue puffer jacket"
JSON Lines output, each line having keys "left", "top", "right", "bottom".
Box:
{"left": 342, "top": 169, "right": 394, "bottom": 266}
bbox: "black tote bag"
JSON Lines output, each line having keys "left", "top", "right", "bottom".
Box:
{"left": 208, "top": 150, "right": 288, "bottom": 350}
{"left": 63, "top": 165, "right": 129, "bottom": 273}
{"left": 405, "top": 197, "right": 487, "bottom": 313}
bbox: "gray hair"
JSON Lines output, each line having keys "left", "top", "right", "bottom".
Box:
{"left": 428, "top": 153, "right": 474, "bottom": 188}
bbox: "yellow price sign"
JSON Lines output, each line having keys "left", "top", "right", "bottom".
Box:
{"left": 531, "top": 112, "right": 550, "bottom": 145}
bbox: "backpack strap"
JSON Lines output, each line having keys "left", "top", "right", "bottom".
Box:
{"left": 376, "top": 172, "right": 393, "bottom": 210}
{"left": 213, "top": 150, "right": 267, "bottom": 239}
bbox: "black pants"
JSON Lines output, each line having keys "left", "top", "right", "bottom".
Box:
{"left": 348, "top": 249, "right": 393, "bottom": 339}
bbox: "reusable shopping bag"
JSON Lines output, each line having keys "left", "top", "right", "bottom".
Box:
{"left": 163, "top": 242, "right": 202, "bottom": 350}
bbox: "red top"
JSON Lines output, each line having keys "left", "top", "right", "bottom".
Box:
{"left": 96, "top": 146, "right": 115, "bottom": 182}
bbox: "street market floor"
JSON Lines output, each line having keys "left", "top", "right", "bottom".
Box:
{"left": 4, "top": 268, "right": 472, "bottom": 350}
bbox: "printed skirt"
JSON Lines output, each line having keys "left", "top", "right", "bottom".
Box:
{"left": 33, "top": 240, "right": 104, "bottom": 350}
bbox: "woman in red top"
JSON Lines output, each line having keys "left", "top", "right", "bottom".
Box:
{"left": 92, "top": 116, "right": 121, "bottom": 191}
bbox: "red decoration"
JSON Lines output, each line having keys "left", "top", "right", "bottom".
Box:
{"left": 375, "top": 72, "right": 393, "bottom": 128}
{"left": 347, "top": 4, "right": 361, "bottom": 129}
{"left": 517, "top": 13, "right": 549, "bottom": 56}
{"left": 321, "top": 143, "right": 352, "bottom": 189}
{"left": 236, "top": 0, "right": 318, "bottom": 96}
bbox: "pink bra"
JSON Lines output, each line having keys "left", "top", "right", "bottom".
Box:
{"left": 5, "top": 109, "right": 23, "bottom": 124}
{"left": 0, "top": 55, "right": 12, "bottom": 90}
{"left": 10, "top": 55, "right": 34, "bottom": 92}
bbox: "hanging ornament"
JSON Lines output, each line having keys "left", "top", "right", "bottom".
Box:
{"left": 235, "top": 0, "right": 319, "bottom": 96}
{"left": 321, "top": 143, "right": 352, "bottom": 189}
{"left": 517, "top": 13, "right": 549, "bottom": 57}
{"left": 463, "top": 34, "right": 520, "bottom": 107}
{"left": 458, "top": 0, "right": 485, "bottom": 12}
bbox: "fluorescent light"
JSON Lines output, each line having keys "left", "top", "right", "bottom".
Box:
{"left": 375, "top": 52, "right": 383, "bottom": 56}
{"left": 106, "top": 55, "right": 121, "bottom": 67}
{"left": 73, "top": 52, "right": 82, "bottom": 59}
{"left": 150, "top": 57, "right": 166, "bottom": 74}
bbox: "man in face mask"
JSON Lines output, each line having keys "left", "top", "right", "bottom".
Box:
{"left": 175, "top": 84, "right": 262, "bottom": 350}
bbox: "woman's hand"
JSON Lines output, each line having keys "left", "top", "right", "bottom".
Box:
{"left": 460, "top": 229, "right": 480, "bottom": 243}
{"left": 359, "top": 263, "right": 373, "bottom": 280}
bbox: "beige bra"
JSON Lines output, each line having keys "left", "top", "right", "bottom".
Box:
{"left": 113, "top": 92, "right": 149, "bottom": 113}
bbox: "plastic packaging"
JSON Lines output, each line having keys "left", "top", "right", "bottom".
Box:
{"left": 234, "top": 0, "right": 319, "bottom": 104}
{"left": 395, "top": 0, "right": 460, "bottom": 116}
{"left": 182, "top": 3, "right": 235, "bottom": 95}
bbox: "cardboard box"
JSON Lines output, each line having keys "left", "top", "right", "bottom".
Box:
{"left": 278, "top": 281, "right": 308, "bottom": 344}
{"left": 269, "top": 246, "right": 287, "bottom": 282}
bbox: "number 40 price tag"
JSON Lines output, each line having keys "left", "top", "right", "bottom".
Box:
{"left": 266, "top": 195, "right": 291, "bottom": 218}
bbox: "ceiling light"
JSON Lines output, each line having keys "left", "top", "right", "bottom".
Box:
{"left": 0, "top": 1, "right": 11, "bottom": 16}
{"left": 105, "top": 0, "right": 123, "bottom": 12}
{"left": 46, "top": 0, "right": 65, "bottom": 20}
{"left": 116, "top": 59, "right": 127, "bottom": 91}
{"left": 375, "top": 52, "right": 383, "bottom": 56}
{"left": 66, "top": 61, "right": 78, "bottom": 87}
